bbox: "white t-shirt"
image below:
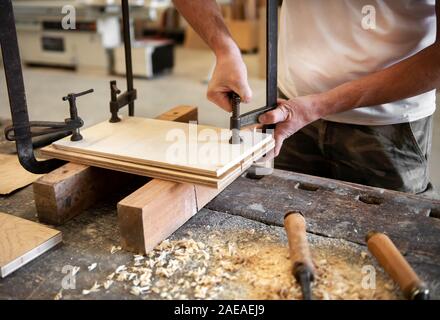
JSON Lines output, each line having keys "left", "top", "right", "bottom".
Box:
{"left": 278, "top": 0, "right": 437, "bottom": 125}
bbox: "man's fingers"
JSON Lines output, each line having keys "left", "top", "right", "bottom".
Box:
{"left": 235, "top": 83, "right": 253, "bottom": 104}
{"left": 274, "top": 136, "right": 284, "bottom": 157}
{"left": 258, "top": 105, "right": 290, "bottom": 125}
{"left": 207, "top": 92, "right": 232, "bottom": 112}
{"left": 207, "top": 84, "right": 252, "bottom": 113}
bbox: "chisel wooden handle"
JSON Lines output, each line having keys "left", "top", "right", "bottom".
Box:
{"left": 284, "top": 212, "right": 315, "bottom": 276}
{"left": 366, "top": 232, "right": 429, "bottom": 300}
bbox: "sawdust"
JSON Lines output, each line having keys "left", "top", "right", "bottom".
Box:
{"left": 74, "top": 228, "right": 400, "bottom": 300}
{"left": 223, "top": 236, "right": 398, "bottom": 300}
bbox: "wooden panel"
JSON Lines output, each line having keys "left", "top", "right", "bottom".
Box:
{"left": 0, "top": 154, "right": 42, "bottom": 195}
{"left": 49, "top": 117, "right": 273, "bottom": 178}
{"left": 34, "top": 106, "right": 199, "bottom": 225}
{"left": 40, "top": 140, "right": 274, "bottom": 189}
{"left": 0, "top": 212, "right": 62, "bottom": 278}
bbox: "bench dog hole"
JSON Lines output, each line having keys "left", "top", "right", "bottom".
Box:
{"left": 296, "top": 183, "right": 319, "bottom": 192}
{"left": 358, "top": 195, "right": 383, "bottom": 205}
{"left": 429, "top": 208, "right": 440, "bottom": 219}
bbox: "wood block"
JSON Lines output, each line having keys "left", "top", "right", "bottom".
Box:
{"left": 0, "top": 212, "right": 62, "bottom": 278}
{"left": 45, "top": 117, "right": 273, "bottom": 179}
{"left": 155, "top": 105, "right": 198, "bottom": 123}
{"left": 118, "top": 180, "right": 197, "bottom": 253}
{"left": 0, "top": 154, "right": 42, "bottom": 195}
{"left": 118, "top": 180, "right": 224, "bottom": 254}
{"left": 33, "top": 106, "right": 198, "bottom": 225}
{"left": 34, "top": 164, "right": 118, "bottom": 225}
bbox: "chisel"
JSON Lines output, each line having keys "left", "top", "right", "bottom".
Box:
{"left": 366, "top": 231, "right": 430, "bottom": 300}
{"left": 284, "top": 211, "right": 315, "bottom": 300}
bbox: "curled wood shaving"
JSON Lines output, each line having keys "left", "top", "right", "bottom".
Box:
{"left": 103, "top": 280, "right": 114, "bottom": 290}
{"left": 54, "top": 289, "right": 63, "bottom": 300}
{"left": 88, "top": 263, "right": 97, "bottom": 271}
{"left": 82, "top": 282, "right": 101, "bottom": 295}
{"left": 71, "top": 266, "right": 80, "bottom": 276}
{"left": 110, "top": 246, "right": 122, "bottom": 254}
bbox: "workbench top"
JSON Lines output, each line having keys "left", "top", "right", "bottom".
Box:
{"left": 0, "top": 169, "right": 439, "bottom": 300}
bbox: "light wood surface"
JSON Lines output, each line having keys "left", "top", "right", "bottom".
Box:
{"left": 116, "top": 134, "right": 273, "bottom": 253}
{"left": 0, "top": 154, "right": 42, "bottom": 195}
{"left": 40, "top": 140, "right": 274, "bottom": 189}
{"left": 49, "top": 117, "right": 273, "bottom": 178}
{"left": 34, "top": 106, "right": 199, "bottom": 225}
{"left": 0, "top": 212, "right": 62, "bottom": 278}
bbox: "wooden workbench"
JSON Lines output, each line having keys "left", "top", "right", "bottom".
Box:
{"left": 0, "top": 169, "right": 439, "bottom": 299}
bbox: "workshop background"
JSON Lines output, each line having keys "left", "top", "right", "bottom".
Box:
{"left": 0, "top": 0, "right": 439, "bottom": 188}
{"left": 0, "top": 0, "right": 439, "bottom": 301}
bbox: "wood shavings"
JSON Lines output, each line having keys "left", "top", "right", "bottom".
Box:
{"left": 73, "top": 228, "right": 399, "bottom": 300}
{"left": 103, "top": 280, "right": 114, "bottom": 290}
{"left": 110, "top": 245, "right": 122, "bottom": 254}
{"left": 54, "top": 289, "right": 63, "bottom": 300}
{"left": 82, "top": 282, "right": 101, "bottom": 295}
{"left": 71, "top": 266, "right": 80, "bottom": 276}
{"left": 107, "top": 272, "right": 115, "bottom": 280}
{"left": 88, "top": 263, "right": 97, "bottom": 271}
{"left": 115, "top": 265, "right": 126, "bottom": 273}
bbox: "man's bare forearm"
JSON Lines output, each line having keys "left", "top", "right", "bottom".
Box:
{"left": 313, "top": 43, "right": 440, "bottom": 119}
{"left": 173, "top": 0, "right": 239, "bottom": 58}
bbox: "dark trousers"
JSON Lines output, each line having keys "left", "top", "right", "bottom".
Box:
{"left": 275, "top": 92, "right": 436, "bottom": 197}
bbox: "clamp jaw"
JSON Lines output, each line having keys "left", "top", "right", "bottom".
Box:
{"left": 5, "top": 89, "right": 93, "bottom": 145}
{"left": 229, "top": 91, "right": 276, "bottom": 145}
{"left": 229, "top": 0, "right": 278, "bottom": 145}
{"left": 109, "top": 80, "right": 137, "bottom": 123}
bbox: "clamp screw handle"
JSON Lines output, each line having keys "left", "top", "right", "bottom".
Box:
{"left": 62, "top": 88, "right": 93, "bottom": 141}
{"left": 229, "top": 92, "right": 243, "bottom": 144}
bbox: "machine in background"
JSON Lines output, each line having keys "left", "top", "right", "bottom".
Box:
{"left": 11, "top": 0, "right": 174, "bottom": 77}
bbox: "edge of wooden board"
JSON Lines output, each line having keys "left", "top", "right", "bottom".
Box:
{"left": 1, "top": 233, "right": 62, "bottom": 278}
{"left": 51, "top": 117, "right": 273, "bottom": 178}
{"left": 40, "top": 140, "right": 274, "bottom": 189}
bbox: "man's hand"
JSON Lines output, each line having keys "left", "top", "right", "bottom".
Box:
{"left": 259, "top": 95, "right": 322, "bottom": 157}
{"left": 207, "top": 50, "right": 252, "bottom": 112}
{"left": 172, "top": 0, "right": 252, "bottom": 112}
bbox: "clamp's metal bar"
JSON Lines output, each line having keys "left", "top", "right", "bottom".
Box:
{"left": 0, "top": 0, "right": 63, "bottom": 174}
{"left": 239, "top": 105, "right": 276, "bottom": 128}
{"left": 229, "top": 0, "right": 279, "bottom": 136}
{"left": 266, "top": 0, "right": 279, "bottom": 116}
{"left": 121, "top": 0, "right": 135, "bottom": 116}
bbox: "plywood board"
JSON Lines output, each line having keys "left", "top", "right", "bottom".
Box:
{"left": 0, "top": 212, "right": 62, "bottom": 278}
{"left": 34, "top": 105, "right": 199, "bottom": 225}
{"left": 40, "top": 140, "right": 274, "bottom": 189}
{"left": 0, "top": 154, "right": 42, "bottom": 195}
{"left": 50, "top": 117, "right": 273, "bottom": 178}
